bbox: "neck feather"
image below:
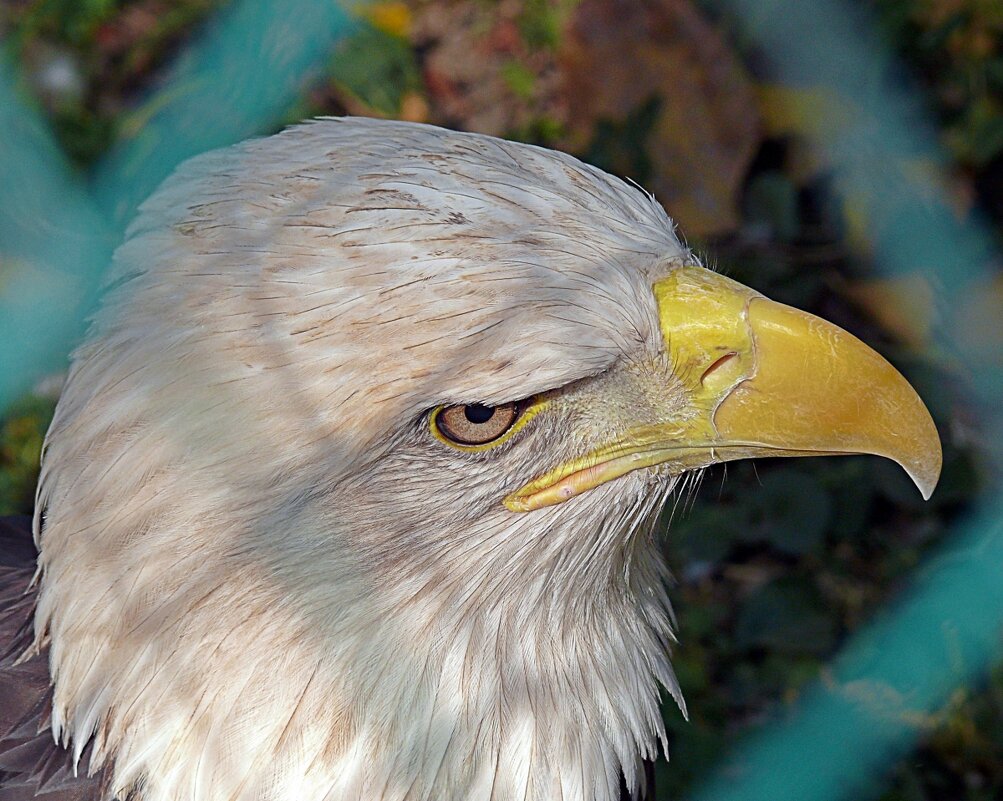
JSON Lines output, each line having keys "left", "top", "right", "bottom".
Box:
{"left": 37, "top": 468, "right": 680, "bottom": 801}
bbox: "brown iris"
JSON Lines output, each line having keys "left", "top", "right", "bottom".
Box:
{"left": 434, "top": 403, "right": 520, "bottom": 446}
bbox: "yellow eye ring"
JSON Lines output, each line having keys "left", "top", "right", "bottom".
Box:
{"left": 430, "top": 397, "right": 548, "bottom": 452}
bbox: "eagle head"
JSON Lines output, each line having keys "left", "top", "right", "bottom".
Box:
{"left": 31, "top": 118, "right": 941, "bottom": 801}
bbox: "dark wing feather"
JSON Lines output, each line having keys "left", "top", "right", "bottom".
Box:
{"left": 0, "top": 516, "right": 106, "bottom": 801}
{"left": 618, "top": 759, "right": 656, "bottom": 801}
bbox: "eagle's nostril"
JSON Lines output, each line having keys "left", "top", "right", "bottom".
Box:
{"left": 700, "top": 352, "right": 738, "bottom": 385}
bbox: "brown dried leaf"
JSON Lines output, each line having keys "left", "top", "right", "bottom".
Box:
{"left": 840, "top": 273, "right": 937, "bottom": 349}
{"left": 407, "top": 0, "right": 567, "bottom": 137}
{"left": 953, "top": 271, "right": 1003, "bottom": 368}
{"left": 559, "top": 0, "right": 761, "bottom": 237}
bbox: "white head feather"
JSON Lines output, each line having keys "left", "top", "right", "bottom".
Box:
{"left": 33, "top": 118, "right": 689, "bottom": 801}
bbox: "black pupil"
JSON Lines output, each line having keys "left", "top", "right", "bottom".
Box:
{"left": 464, "top": 404, "right": 495, "bottom": 424}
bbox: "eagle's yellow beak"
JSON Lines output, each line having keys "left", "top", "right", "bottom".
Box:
{"left": 505, "top": 265, "right": 942, "bottom": 512}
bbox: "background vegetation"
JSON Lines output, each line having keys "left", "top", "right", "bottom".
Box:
{"left": 1, "top": 1, "right": 1000, "bottom": 798}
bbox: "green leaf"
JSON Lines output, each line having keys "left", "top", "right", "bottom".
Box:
{"left": 328, "top": 24, "right": 422, "bottom": 116}
{"left": 500, "top": 60, "right": 536, "bottom": 101}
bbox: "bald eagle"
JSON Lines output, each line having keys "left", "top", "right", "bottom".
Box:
{"left": 0, "top": 118, "right": 940, "bottom": 801}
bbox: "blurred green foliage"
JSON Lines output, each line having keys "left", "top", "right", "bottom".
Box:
{"left": 874, "top": 0, "right": 1003, "bottom": 168}
{"left": 8, "top": 0, "right": 119, "bottom": 46}
{"left": 0, "top": 394, "right": 53, "bottom": 516}
{"left": 0, "top": 1, "right": 999, "bottom": 799}
{"left": 326, "top": 24, "right": 421, "bottom": 116}
{"left": 2, "top": 0, "right": 230, "bottom": 164}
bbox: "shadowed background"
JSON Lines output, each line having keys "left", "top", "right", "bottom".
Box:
{"left": 0, "top": 1, "right": 1001, "bottom": 799}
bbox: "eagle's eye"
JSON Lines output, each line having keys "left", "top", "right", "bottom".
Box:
{"left": 432, "top": 402, "right": 521, "bottom": 447}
